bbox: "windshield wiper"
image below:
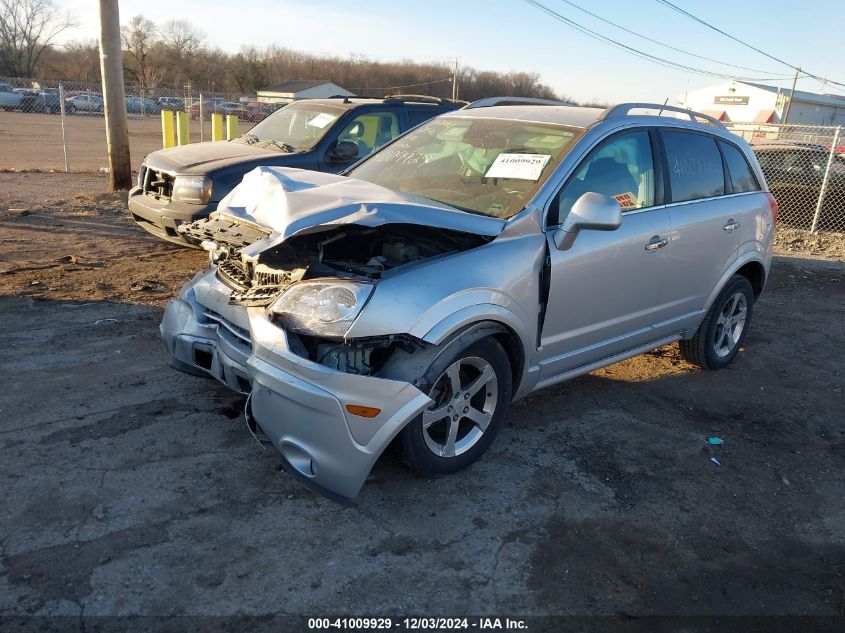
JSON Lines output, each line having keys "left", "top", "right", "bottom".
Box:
{"left": 259, "top": 139, "right": 298, "bottom": 153}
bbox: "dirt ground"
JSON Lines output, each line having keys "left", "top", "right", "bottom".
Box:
{"left": 0, "top": 173, "right": 843, "bottom": 619}
{"left": 0, "top": 111, "right": 255, "bottom": 173}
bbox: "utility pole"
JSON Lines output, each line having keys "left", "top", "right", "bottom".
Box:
{"left": 452, "top": 58, "right": 459, "bottom": 101}
{"left": 98, "top": 0, "right": 132, "bottom": 190}
{"left": 782, "top": 67, "right": 801, "bottom": 125}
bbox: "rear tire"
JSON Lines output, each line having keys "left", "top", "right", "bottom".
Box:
{"left": 679, "top": 275, "right": 754, "bottom": 370}
{"left": 398, "top": 337, "right": 512, "bottom": 476}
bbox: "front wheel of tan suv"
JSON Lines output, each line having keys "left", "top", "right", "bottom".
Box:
{"left": 398, "top": 338, "right": 512, "bottom": 476}
{"left": 679, "top": 275, "right": 755, "bottom": 370}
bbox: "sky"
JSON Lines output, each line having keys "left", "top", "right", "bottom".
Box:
{"left": 55, "top": 0, "right": 845, "bottom": 104}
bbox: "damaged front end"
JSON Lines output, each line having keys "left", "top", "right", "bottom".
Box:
{"left": 178, "top": 212, "right": 490, "bottom": 373}
{"left": 162, "top": 166, "right": 511, "bottom": 500}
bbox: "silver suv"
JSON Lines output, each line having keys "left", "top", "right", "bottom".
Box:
{"left": 161, "top": 99, "right": 777, "bottom": 500}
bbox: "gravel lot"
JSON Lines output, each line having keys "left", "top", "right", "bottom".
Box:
{"left": 0, "top": 173, "right": 843, "bottom": 618}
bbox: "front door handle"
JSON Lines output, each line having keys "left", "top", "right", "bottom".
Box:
{"left": 723, "top": 219, "right": 740, "bottom": 232}
{"left": 645, "top": 236, "right": 668, "bottom": 251}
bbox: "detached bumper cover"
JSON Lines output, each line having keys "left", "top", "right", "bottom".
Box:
{"left": 160, "top": 270, "right": 431, "bottom": 499}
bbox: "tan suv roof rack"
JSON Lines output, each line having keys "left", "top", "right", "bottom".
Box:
{"left": 463, "top": 96, "right": 575, "bottom": 109}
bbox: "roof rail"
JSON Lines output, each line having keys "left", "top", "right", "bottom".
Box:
{"left": 463, "top": 96, "right": 574, "bottom": 109}
{"left": 597, "top": 102, "right": 726, "bottom": 129}
{"left": 382, "top": 94, "right": 466, "bottom": 105}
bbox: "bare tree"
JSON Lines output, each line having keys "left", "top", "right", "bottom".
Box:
{"left": 158, "top": 19, "right": 204, "bottom": 85}
{"left": 0, "top": 0, "right": 72, "bottom": 76}
{"left": 60, "top": 38, "right": 99, "bottom": 81}
{"left": 120, "top": 14, "right": 161, "bottom": 92}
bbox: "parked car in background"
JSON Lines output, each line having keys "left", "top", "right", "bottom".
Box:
{"left": 157, "top": 96, "right": 185, "bottom": 111}
{"left": 65, "top": 93, "right": 104, "bottom": 114}
{"left": 220, "top": 101, "right": 249, "bottom": 118}
{"left": 752, "top": 142, "right": 845, "bottom": 230}
{"left": 189, "top": 98, "right": 226, "bottom": 119}
{"left": 160, "top": 100, "right": 777, "bottom": 500}
{"left": 13, "top": 88, "right": 60, "bottom": 113}
{"left": 126, "top": 96, "right": 161, "bottom": 114}
{"left": 0, "top": 82, "right": 23, "bottom": 110}
{"left": 242, "top": 103, "right": 270, "bottom": 122}
{"left": 129, "top": 95, "right": 465, "bottom": 245}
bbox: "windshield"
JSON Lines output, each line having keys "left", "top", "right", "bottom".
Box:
{"left": 348, "top": 116, "right": 583, "bottom": 218}
{"left": 239, "top": 102, "right": 346, "bottom": 153}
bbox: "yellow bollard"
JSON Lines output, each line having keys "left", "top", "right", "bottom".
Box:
{"left": 226, "top": 115, "right": 239, "bottom": 141}
{"left": 161, "top": 110, "right": 175, "bottom": 148}
{"left": 211, "top": 113, "right": 224, "bottom": 141}
{"left": 176, "top": 111, "right": 189, "bottom": 146}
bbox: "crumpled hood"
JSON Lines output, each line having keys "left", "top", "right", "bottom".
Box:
{"left": 144, "top": 141, "right": 278, "bottom": 174}
{"left": 214, "top": 166, "right": 506, "bottom": 246}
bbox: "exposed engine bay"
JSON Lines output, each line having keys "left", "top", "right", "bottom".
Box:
{"left": 178, "top": 213, "right": 491, "bottom": 308}
{"left": 177, "top": 213, "right": 493, "bottom": 374}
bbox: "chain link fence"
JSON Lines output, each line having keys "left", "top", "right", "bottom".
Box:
{"left": 0, "top": 76, "right": 264, "bottom": 172}
{"left": 0, "top": 76, "right": 267, "bottom": 117}
{"left": 726, "top": 122, "right": 845, "bottom": 233}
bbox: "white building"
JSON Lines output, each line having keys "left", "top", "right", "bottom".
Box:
{"left": 256, "top": 80, "right": 354, "bottom": 104}
{"left": 678, "top": 80, "right": 845, "bottom": 125}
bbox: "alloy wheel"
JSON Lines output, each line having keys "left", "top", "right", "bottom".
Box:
{"left": 422, "top": 356, "right": 498, "bottom": 458}
{"left": 713, "top": 291, "right": 748, "bottom": 358}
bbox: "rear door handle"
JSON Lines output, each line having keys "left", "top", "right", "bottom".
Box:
{"left": 723, "top": 219, "right": 740, "bottom": 232}
{"left": 644, "top": 236, "right": 668, "bottom": 251}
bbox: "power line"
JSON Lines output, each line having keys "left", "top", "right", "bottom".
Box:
{"left": 521, "top": 0, "right": 795, "bottom": 82}
{"left": 557, "top": 0, "right": 789, "bottom": 78}
{"left": 654, "top": 0, "right": 845, "bottom": 88}
{"left": 350, "top": 77, "right": 452, "bottom": 92}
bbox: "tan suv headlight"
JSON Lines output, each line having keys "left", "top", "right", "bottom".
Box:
{"left": 270, "top": 280, "right": 374, "bottom": 339}
{"left": 172, "top": 175, "right": 213, "bottom": 204}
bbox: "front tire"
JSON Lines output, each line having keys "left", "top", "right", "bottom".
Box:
{"left": 679, "top": 275, "right": 754, "bottom": 370}
{"left": 398, "top": 337, "right": 512, "bottom": 476}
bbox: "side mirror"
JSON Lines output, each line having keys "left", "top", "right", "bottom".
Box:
{"left": 553, "top": 192, "right": 622, "bottom": 250}
{"left": 328, "top": 140, "right": 359, "bottom": 162}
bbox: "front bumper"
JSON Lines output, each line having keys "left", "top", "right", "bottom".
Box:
{"left": 160, "top": 269, "right": 431, "bottom": 500}
{"left": 128, "top": 186, "right": 216, "bottom": 248}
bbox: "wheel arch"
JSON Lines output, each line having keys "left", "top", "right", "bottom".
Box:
{"left": 735, "top": 259, "right": 766, "bottom": 299}
{"left": 422, "top": 307, "right": 530, "bottom": 395}
{"left": 381, "top": 318, "right": 527, "bottom": 397}
{"left": 704, "top": 254, "right": 768, "bottom": 314}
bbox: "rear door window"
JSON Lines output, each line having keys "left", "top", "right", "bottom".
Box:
{"left": 719, "top": 141, "right": 760, "bottom": 193}
{"left": 407, "top": 107, "right": 440, "bottom": 127}
{"left": 662, "top": 130, "right": 725, "bottom": 203}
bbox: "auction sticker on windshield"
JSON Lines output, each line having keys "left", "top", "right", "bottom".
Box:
{"left": 307, "top": 113, "right": 337, "bottom": 129}
{"left": 485, "top": 153, "right": 552, "bottom": 180}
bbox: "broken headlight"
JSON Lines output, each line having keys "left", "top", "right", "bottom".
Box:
{"left": 270, "top": 280, "right": 373, "bottom": 339}
{"left": 172, "top": 175, "right": 213, "bottom": 204}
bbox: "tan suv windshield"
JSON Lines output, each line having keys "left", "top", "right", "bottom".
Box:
{"left": 243, "top": 102, "right": 346, "bottom": 152}
{"left": 349, "top": 117, "right": 583, "bottom": 218}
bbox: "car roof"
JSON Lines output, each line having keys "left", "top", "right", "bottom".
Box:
{"left": 301, "top": 97, "right": 463, "bottom": 111}
{"left": 445, "top": 100, "right": 730, "bottom": 134}
{"left": 442, "top": 104, "right": 605, "bottom": 128}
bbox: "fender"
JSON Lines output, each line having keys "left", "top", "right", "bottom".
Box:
{"left": 380, "top": 320, "right": 516, "bottom": 393}
{"left": 420, "top": 302, "right": 532, "bottom": 348}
